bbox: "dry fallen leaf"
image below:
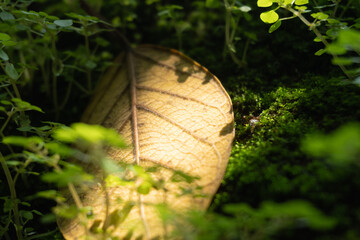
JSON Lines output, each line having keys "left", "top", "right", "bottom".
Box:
{"left": 58, "top": 45, "right": 234, "bottom": 239}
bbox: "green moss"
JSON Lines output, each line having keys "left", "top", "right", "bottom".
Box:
{"left": 212, "top": 76, "right": 360, "bottom": 238}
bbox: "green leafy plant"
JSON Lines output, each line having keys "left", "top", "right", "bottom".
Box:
{"left": 257, "top": 0, "right": 360, "bottom": 81}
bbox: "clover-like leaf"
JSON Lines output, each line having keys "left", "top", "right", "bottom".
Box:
{"left": 257, "top": 0, "right": 273, "bottom": 7}
{"left": 295, "top": 0, "right": 309, "bottom": 5}
{"left": 260, "top": 10, "right": 279, "bottom": 24}
{"left": 311, "top": 12, "right": 329, "bottom": 20}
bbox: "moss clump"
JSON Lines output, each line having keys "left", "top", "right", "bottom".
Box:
{"left": 212, "top": 76, "right": 360, "bottom": 239}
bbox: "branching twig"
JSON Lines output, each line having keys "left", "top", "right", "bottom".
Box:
{"left": 0, "top": 152, "right": 23, "bottom": 240}
{"left": 79, "top": 0, "right": 131, "bottom": 51}
{"left": 287, "top": 6, "right": 353, "bottom": 80}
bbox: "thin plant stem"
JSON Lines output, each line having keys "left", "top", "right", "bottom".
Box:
{"left": 332, "top": 0, "right": 340, "bottom": 17}
{"left": 0, "top": 62, "right": 23, "bottom": 100}
{"left": 10, "top": 79, "right": 22, "bottom": 101}
{"left": 241, "top": 38, "right": 250, "bottom": 65}
{"left": 339, "top": 0, "right": 354, "bottom": 19}
{"left": 0, "top": 152, "right": 24, "bottom": 240}
{"left": 79, "top": 0, "right": 131, "bottom": 50}
{"left": 52, "top": 164, "right": 89, "bottom": 235}
{"left": 0, "top": 111, "right": 14, "bottom": 136}
{"left": 101, "top": 177, "right": 111, "bottom": 235}
{"left": 24, "top": 229, "right": 58, "bottom": 240}
{"left": 73, "top": 79, "right": 91, "bottom": 94}
{"left": 83, "top": 25, "right": 92, "bottom": 91}
{"left": 13, "top": 157, "right": 32, "bottom": 185}
{"left": 59, "top": 80, "right": 73, "bottom": 111}
{"left": 287, "top": 7, "right": 352, "bottom": 80}
{"left": 50, "top": 33, "right": 59, "bottom": 120}
{"left": 40, "top": 62, "right": 51, "bottom": 98}
{"left": 224, "top": 0, "right": 245, "bottom": 68}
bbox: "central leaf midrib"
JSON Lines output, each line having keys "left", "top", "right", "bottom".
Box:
{"left": 128, "top": 51, "right": 151, "bottom": 239}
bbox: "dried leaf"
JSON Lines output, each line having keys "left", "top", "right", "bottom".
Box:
{"left": 58, "top": 45, "right": 234, "bottom": 239}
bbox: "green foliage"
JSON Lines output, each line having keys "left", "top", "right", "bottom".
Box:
{"left": 161, "top": 200, "right": 335, "bottom": 239}
{"left": 41, "top": 163, "right": 94, "bottom": 187}
{"left": 214, "top": 76, "right": 360, "bottom": 239}
{"left": 302, "top": 123, "right": 360, "bottom": 164}
{"left": 53, "top": 123, "right": 127, "bottom": 148}
{"left": 256, "top": 0, "right": 360, "bottom": 81}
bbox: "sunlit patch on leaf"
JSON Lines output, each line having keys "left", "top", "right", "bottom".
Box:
{"left": 295, "top": 0, "right": 309, "bottom": 5}
{"left": 257, "top": 0, "right": 273, "bottom": 7}
{"left": 260, "top": 10, "right": 279, "bottom": 24}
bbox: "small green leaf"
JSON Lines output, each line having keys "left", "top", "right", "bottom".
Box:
{"left": 295, "top": 0, "right": 308, "bottom": 5}
{"left": 257, "top": 0, "right": 273, "bottom": 7}
{"left": 36, "top": 190, "right": 65, "bottom": 202}
{"left": 53, "top": 205, "right": 82, "bottom": 219}
{"left": 2, "top": 136, "right": 43, "bottom": 148}
{"left": 85, "top": 60, "right": 97, "bottom": 69}
{"left": 313, "top": 36, "right": 324, "bottom": 42}
{"left": 23, "top": 151, "right": 49, "bottom": 164}
{"left": 52, "top": 126, "right": 77, "bottom": 143}
{"left": 327, "top": 18, "right": 340, "bottom": 24}
{"left": 332, "top": 57, "right": 358, "bottom": 65}
{"left": 42, "top": 163, "right": 94, "bottom": 187}
{"left": 311, "top": 12, "right": 329, "bottom": 20}
{"left": 314, "top": 49, "right": 326, "bottom": 56}
{"left": 5, "top": 161, "right": 22, "bottom": 166}
{"left": 227, "top": 43, "right": 236, "bottom": 53}
{"left": 32, "top": 210, "right": 43, "bottom": 216}
{"left": 295, "top": 6, "right": 307, "bottom": 11}
{"left": 171, "top": 170, "right": 199, "bottom": 183}
{"left": 205, "top": 0, "right": 220, "bottom": 8}
{"left": 0, "top": 11, "right": 15, "bottom": 21}
{"left": 95, "top": 37, "right": 110, "bottom": 47}
{"left": 5, "top": 63, "right": 19, "bottom": 80}
{"left": 260, "top": 10, "right": 279, "bottom": 24}
{"left": 326, "top": 44, "right": 347, "bottom": 55}
{"left": 45, "top": 142, "right": 76, "bottom": 157}
{"left": 2, "top": 40, "right": 16, "bottom": 47}
{"left": 137, "top": 181, "right": 152, "bottom": 194}
{"left": 1, "top": 100, "right": 12, "bottom": 105}
{"left": 0, "top": 33, "right": 11, "bottom": 41}
{"left": 0, "top": 49, "right": 9, "bottom": 61}
{"left": 20, "top": 210, "right": 33, "bottom": 220}
{"left": 108, "top": 202, "right": 134, "bottom": 227}
{"left": 269, "top": 20, "right": 282, "bottom": 33}
{"left": 89, "top": 220, "right": 102, "bottom": 233}
{"left": 39, "top": 11, "right": 59, "bottom": 21}
{"left": 337, "top": 29, "right": 360, "bottom": 52}
{"left": 66, "top": 13, "right": 98, "bottom": 22}
{"left": 105, "top": 174, "right": 135, "bottom": 187}
{"left": 11, "top": 98, "right": 44, "bottom": 112}
{"left": 283, "top": 0, "right": 294, "bottom": 5}
{"left": 54, "top": 19, "right": 73, "bottom": 27}
{"left": 3, "top": 198, "right": 13, "bottom": 212}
